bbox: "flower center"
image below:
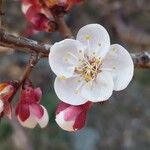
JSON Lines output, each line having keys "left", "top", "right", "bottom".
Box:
{"left": 75, "top": 56, "right": 101, "bottom": 82}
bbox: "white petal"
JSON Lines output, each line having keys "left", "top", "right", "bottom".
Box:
{"left": 81, "top": 71, "right": 114, "bottom": 102}
{"left": 0, "top": 100, "right": 4, "bottom": 113}
{"left": 49, "top": 39, "right": 85, "bottom": 78}
{"left": 22, "top": 4, "right": 31, "bottom": 14}
{"left": 101, "top": 44, "right": 134, "bottom": 91}
{"left": 55, "top": 111, "right": 74, "bottom": 132}
{"left": 54, "top": 77, "right": 87, "bottom": 105}
{"left": 36, "top": 106, "right": 49, "bottom": 128}
{"left": 76, "top": 24, "right": 110, "bottom": 58}
{"left": 17, "top": 115, "right": 37, "bottom": 128}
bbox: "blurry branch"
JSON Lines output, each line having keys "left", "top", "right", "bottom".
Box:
{"left": 0, "top": 46, "right": 13, "bottom": 53}
{"left": 110, "top": 15, "right": 150, "bottom": 48}
{"left": 0, "top": 0, "right": 4, "bottom": 26}
{"left": 131, "top": 51, "right": 150, "bottom": 68}
{"left": 97, "top": 1, "right": 150, "bottom": 48}
{"left": 0, "top": 0, "right": 3, "bottom": 15}
{"left": 0, "top": 28, "right": 150, "bottom": 68}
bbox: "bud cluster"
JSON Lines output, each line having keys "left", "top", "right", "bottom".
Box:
{"left": 0, "top": 80, "right": 92, "bottom": 131}
{"left": 21, "top": 0, "right": 84, "bottom": 33}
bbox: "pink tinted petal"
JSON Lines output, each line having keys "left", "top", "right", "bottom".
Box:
{"left": 64, "top": 106, "right": 82, "bottom": 121}
{"left": 3, "top": 102, "right": 12, "bottom": 119}
{"left": 73, "top": 110, "right": 87, "bottom": 130}
{"left": 30, "top": 103, "right": 44, "bottom": 119}
{"left": 56, "top": 102, "right": 70, "bottom": 115}
{"left": 34, "top": 88, "right": 42, "bottom": 102}
{"left": 36, "top": 105, "right": 49, "bottom": 128}
{"left": 55, "top": 111, "right": 74, "bottom": 132}
{"left": 25, "top": 6, "right": 50, "bottom": 31}
{"left": 18, "top": 104, "right": 30, "bottom": 122}
{"left": 17, "top": 114, "right": 37, "bottom": 128}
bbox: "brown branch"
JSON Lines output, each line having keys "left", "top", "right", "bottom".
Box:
{"left": 0, "top": 29, "right": 50, "bottom": 56}
{"left": 131, "top": 51, "right": 150, "bottom": 68}
{"left": 54, "top": 16, "right": 73, "bottom": 38}
{"left": 19, "top": 52, "right": 40, "bottom": 84}
{"left": 10, "top": 52, "right": 40, "bottom": 101}
{"left": 0, "top": 29, "right": 150, "bottom": 68}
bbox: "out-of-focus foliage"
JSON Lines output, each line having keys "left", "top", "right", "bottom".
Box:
{"left": 0, "top": 0, "right": 150, "bottom": 150}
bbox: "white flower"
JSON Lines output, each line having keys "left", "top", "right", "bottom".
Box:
{"left": 49, "top": 24, "right": 134, "bottom": 105}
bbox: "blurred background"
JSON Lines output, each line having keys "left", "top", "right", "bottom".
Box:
{"left": 0, "top": 0, "right": 150, "bottom": 150}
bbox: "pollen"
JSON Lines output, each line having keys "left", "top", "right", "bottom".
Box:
{"left": 75, "top": 90, "right": 79, "bottom": 94}
{"left": 112, "top": 47, "right": 117, "bottom": 52}
{"left": 63, "top": 55, "right": 69, "bottom": 62}
{"left": 75, "top": 57, "right": 101, "bottom": 82}
{"left": 77, "top": 79, "right": 81, "bottom": 83}
{"left": 58, "top": 75, "right": 66, "bottom": 80}
{"left": 85, "top": 35, "right": 91, "bottom": 40}
{"left": 92, "top": 52, "right": 96, "bottom": 55}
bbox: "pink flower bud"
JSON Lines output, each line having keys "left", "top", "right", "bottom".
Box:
{"left": 16, "top": 81, "right": 49, "bottom": 128}
{"left": 0, "top": 82, "right": 15, "bottom": 119}
{"left": 55, "top": 101, "right": 92, "bottom": 132}
{"left": 21, "top": 0, "right": 57, "bottom": 32}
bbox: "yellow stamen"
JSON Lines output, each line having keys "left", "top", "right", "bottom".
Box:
{"left": 58, "top": 75, "right": 66, "bottom": 80}
{"left": 85, "top": 35, "right": 91, "bottom": 40}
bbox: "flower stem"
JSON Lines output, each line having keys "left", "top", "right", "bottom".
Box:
{"left": 54, "top": 16, "right": 74, "bottom": 39}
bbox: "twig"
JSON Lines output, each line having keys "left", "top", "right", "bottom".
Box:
{"left": 0, "top": 29, "right": 50, "bottom": 56}
{"left": 131, "top": 51, "right": 150, "bottom": 68}
{"left": 19, "top": 52, "right": 40, "bottom": 84}
{"left": 10, "top": 52, "right": 40, "bottom": 100}
{"left": 54, "top": 16, "right": 73, "bottom": 38}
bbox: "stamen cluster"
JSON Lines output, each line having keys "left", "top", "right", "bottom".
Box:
{"left": 76, "top": 56, "right": 101, "bottom": 82}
